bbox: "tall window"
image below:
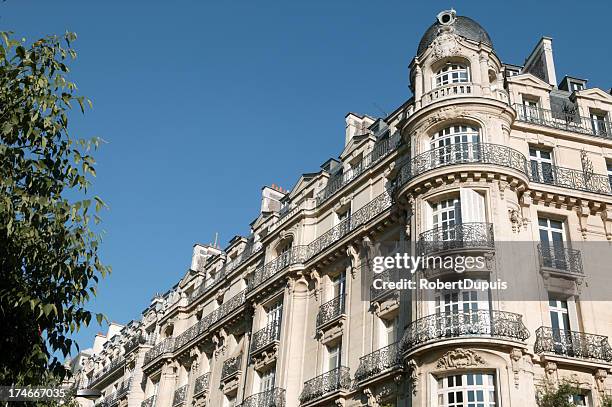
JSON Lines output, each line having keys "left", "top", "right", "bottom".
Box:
{"left": 437, "top": 373, "right": 496, "bottom": 407}
{"left": 336, "top": 207, "right": 351, "bottom": 225}
{"left": 522, "top": 98, "right": 540, "bottom": 122}
{"left": 538, "top": 217, "right": 566, "bottom": 269}
{"left": 431, "top": 125, "right": 480, "bottom": 164}
{"left": 432, "top": 198, "right": 461, "bottom": 240}
{"left": 332, "top": 272, "right": 346, "bottom": 298}
{"left": 529, "top": 147, "right": 554, "bottom": 184}
{"left": 225, "top": 395, "right": 236, "bottom": 407}
{"left": 382, "top": 316, "right": 398, "bottom": 345}
{"left": 327, "top": 344, "right": 341, "bottom": 371}
{"left": 259, "top": 369, "right": 276, "bottom": 393}
{"left": 266, "top": 301, "right": 282, "bottom": 340}
{"left": 549, "top": 296, "right": 572, "bottom": 355}
{"left": 435, "top": 63, "right": 469, "bottom": 87}
{"left": 591, "top": 112, "right": 609, "bottom": 137}
{"left": 607, "top": 161, "right": 612, "bottom": 190}
{"left": 435, "top": 287, "right": 490, "bottom": 334}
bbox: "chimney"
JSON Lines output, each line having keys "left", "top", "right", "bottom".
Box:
{"left": 523, "top": 37, "right": 557, "bottom": 87}
{"left": 190, "top": 244, "right": 220, "bottom": 272}
{"left": 261, "top": 185, "right": 286, "bottom": 214}
{"left": 345, "top": 113, "right": 375, "bottom": 147}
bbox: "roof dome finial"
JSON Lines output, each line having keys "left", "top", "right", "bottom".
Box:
{"left": 417, "top": 11, "right": 493, "bottom": 56}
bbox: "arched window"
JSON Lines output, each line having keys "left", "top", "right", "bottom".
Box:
{"left": 430, "top": 125, "right": 480, "bottom": 164}
{"left": 435, "top": 63, "right": 469, "bottom": 87}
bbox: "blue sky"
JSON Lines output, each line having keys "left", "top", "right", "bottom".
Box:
{"left": 2, "top": 1, "right": 611, "bottom": 355}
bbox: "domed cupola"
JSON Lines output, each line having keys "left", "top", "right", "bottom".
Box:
{"left": 417, "top": 10, "right": 493, "bottom": 57}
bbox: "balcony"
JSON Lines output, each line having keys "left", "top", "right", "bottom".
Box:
{"left": 422, "top": 82, "right": 474, "bottom": 106}
{"left": 534, "top": 327, "right": 612, "bottom": 363}
{"left": 221, "top": 354, "right": 243, "bottom": 395}
{"left": 537, "top": 244, "right": 583, "bottom": 277}
{"left": 529, "top": 162, "right": 611, "bottom": 196}
{"left": 95, "top": 378, "right": 132, "bottom": 407}
{"left": 173, "top": 289, "right": 247, "bottom": 354}
{"left": 125, "top": 332, "right": 156, "bottom": 354}
{"left": 251, "top": 320, "right": 281, "bottom": 354}
{"left": 513, "top": 103, "right": 612, "bottom": 140}
{"left": 240, "top": 388, "right": 286, "bottom": 407}
{"left": 222, "top": 354, "right": 242, "bottom": 380}
{"left": 418, "top": 222, "right": 494, "bottom": 256}
{"left": 143, "top": 337, "right": 174, "bottom": 366}
{"left": 141, "top": 395, "right": 156, "bottom": 407}
{"left": 401, "top": 310, "right": 529, "bottom": 353}
{"left": 172, "top": 384, "right": 188, "bottom": 407}
{"left": 299, "top": 366, "right": 352, "bottom": 405}
{"left": 316, "top": 132, "right": 400, "bottom": 206}
{"left": 193, "top": 372, "right": 210, "bottom": 397}
{"left": 89, "top": 357, "right": 125, "bottom": 387}
{"left": 316, "top": 294, "right": 345, "bottom": 329}
{"left": 189, "top": 238, "right": 262, "bottom": 304}
{"left": 354, "top": 342, "right": 402, "bottom": 383}
{"left": 248, "top": 246, "right": 308, "bottom": 291}
{"left": 307, "top": 191, "right": 393, "bottom": 259}
{"left": 395, "top": 142, "right": 529, "bottom": 189}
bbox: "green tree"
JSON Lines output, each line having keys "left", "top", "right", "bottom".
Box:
{"left": 0, "top": 31, "right": 109, "bottom": 385}
{"left": 536, "top": 379, "right": 580, "bottom": 407}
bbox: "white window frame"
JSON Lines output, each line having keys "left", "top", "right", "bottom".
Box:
{"left": 435, "top": 63, "right": 470, "bottom": 87}
{"left": 431, "top": 198, "right": 461, "bottom": 239}
{"left": 591, "top": 112, "right": 608, "bottom": 136}
{"left": 522, "top": 98, "right": 540, "bottom": 121}
{"left": 436, "top": 372, "right": 497, "bottom": 407}
{"left": 259, "top": 368, "right": 276, "bottom": 393}
{"left": 529, "top": 147, "right": 554, "bottom": 183}
{"left": 327, "top": 343, "right": 341, "bottom": 371}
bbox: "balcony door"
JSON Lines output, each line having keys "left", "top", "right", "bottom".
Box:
{"left": 259, "top": 369, "right": 276, "bottom": 394}
{"left": 591, "top": 112, "right": 609, "bottom": 137}
{"left": 549, "top": 298, "right": 572, "bottom": 355}
{"left": 522, "top": 98, "right": 540, "bottom": 122}
{"left": 327, "top": 343, "right": 341, "bottom": 371}
{"left": 538, "top": 217, "right": 566, "bottom": 269}
{"left": 332, "top": 272, "right": 346, "bottom": 299}
{"left": 266, "top": 301, "right": 282, "bottom": 340}
{"left": 529, "top": 147, "right": 554, "bottom": 184}
{"left": 430, "top": 125, "right": 480, "bottom": 165}
{"left": 434, "top": 288, "right": 490, "bottom": 337}
{"left": 431, "top": 198, "right": 461, "bottom": 242}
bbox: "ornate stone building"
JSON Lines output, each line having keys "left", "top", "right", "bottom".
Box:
{"left": 71, "top": 10, "right": 612, "bottom": 407}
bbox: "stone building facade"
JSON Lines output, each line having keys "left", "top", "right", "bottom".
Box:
{"left": 70, "top": 10, "right": 612, "bottom": 407}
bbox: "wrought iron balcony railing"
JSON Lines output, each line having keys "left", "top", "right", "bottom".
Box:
{"left": 193, "top": 372, "right": 210, "bottom": 396}
{"left": 316, "top": 294, "right": 345, "bottom": 328}
{"left": 173, "top": 289, "right": 247, "bottom": 354}
{"left": 251, "top": 319, "right": 281, "bottom": 354}
{"left": 529, "top": 162, "right": 611, "bottom": 195}
{"left": 172, "top": 384, "right": 188, "bottom": 407}
{"left": 537, "top": 244, "right": 583, "bottom": 275}
{"left": 354, "top": 342, "right": 402, "bottom": 382}
{"left": 95, "top": 378, "right": 132, "bottom": 407}
{"left": 534, "top": 327, "right": 612, "bottom": 362}
{"left": 307, "top": 191, "right": 393, "bottom": 259}
{"left": 514, "top": 103, "right": 612, "bottom": 139}
{"left": 143, "top": 337, "right": 174, "bottom": 365}
{"left": 89, "top": 357, "right": 125, "bottom": 386}
{"left": 141, "top": 395, "right": 156, "bottom": 407}
{"left": 401, "top": 310, "right": 529, "bottom": 351}
{"left": 189, "top": 238, "right": 263, "bottom": 304}
{"left": 125, "top": 332, "right": 157, "bottom": 354}
{"left": 299, "top": 366, "right": 352, "bottom": 404}
{"left": 248, "top": 246, "right": 308, "bottom": 291}
{"left": 418, "top": 222, "right": 495, "bottom": 256}
{"left": 395, "top": 142, "right": 529, "bottom": 188}
{"left": 240, "top": 387, "right": 286, "bottom": 407}
{"left": 221, "top": 354, "right": 242, "bottom": 379}
{"left": 316, "top": 132, "right": 401, "bottom": 206}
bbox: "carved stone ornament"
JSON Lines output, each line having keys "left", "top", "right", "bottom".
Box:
{"left": 346, "top": 244, "right": 359, "bottom": 279}
{"left": 510, "top": 348, "right": 522, "bottom": 388}
{"left": 544, "top": 361, "right": 557, "bottom": 382}
{"left": 595, "top": 369, "right": 608, "bottom": 393}
{"left": 334, "top": 398, "right": 345, "bottom": 407}
{"left": 431, "top": 32, "right": 461, "bottom": 59}
{"left": 436, "top": 349, "right": 485, "bottom": 370}
{"left": 363, "top": 388, "right": 379, "bottom": 407}
{"left": 508, "top": 208, "right": 528, "bottom": 233}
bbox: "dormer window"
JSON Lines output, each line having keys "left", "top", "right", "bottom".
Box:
{"left": 570, "top": 81, "right": 584, "bottom": 92}
{"left": 435, "top": 63, "right": 469, "bottom": 87}
{"left": 591, "top": 111, "right": 609, "bottom": 137}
